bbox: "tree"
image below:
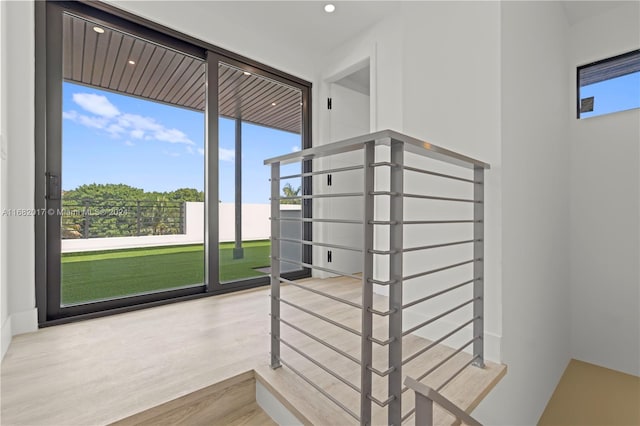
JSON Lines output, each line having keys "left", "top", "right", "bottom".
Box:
{"left": 168, "top": 188, "right": 204, "bottom": 202}
{"left": 281, "top": 183, "right": 302, "bottom": 205}
{"left": 61, "top": 183, "right": 203, "bottom": 238}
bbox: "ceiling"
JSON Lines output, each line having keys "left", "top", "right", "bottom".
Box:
{"left": 63, "top": 13, "right": 302, "bottom": 134}
{"left": 561, "top": 1, "right": 628, "bottom": 25}
{"left": 182, "top": 1, "right": 400, "bottom": 56}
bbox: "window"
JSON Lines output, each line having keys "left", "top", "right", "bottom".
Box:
{"left": 577, "top": 49, "right": 640, "bottom": 119}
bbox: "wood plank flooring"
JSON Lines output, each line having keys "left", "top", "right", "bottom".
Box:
{"left": 1, "top": 276, "right": 505, "bottom": 425}
{"left": 113, "top": 370, "right": 277, "bottom": 426}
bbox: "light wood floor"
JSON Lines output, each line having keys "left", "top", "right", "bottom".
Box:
{"left": 113, "top": 370, "right": 276, "bottom": 426}
{"left": 1, "top": 276, "right": 505, "bottom": 425}
{"left": 538, "top": 359, "right": 640, "bottom": 426}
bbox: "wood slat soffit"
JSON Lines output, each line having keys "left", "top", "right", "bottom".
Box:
{"left": 63, "top": 13, "right": 302, "bottom": 134}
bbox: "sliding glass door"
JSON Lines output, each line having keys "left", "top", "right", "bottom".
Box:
{"left": 38, "top": 2, "right": 311, "bottom": 323}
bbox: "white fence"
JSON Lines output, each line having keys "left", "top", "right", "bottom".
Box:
{"left": 61, "top": 202, "right": 301, "bottom": 253}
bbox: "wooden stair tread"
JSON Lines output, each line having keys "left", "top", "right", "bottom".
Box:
{"left": 220, "top": 402, "right": 277, "bottom": 426}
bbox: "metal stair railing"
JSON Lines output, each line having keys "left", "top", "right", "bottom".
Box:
{"left": 265, "top": 129, "right": 490, "bottom": 425}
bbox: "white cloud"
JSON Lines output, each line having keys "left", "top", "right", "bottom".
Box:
{"left": 64, "top": 92, "right": 197, "bottom": 147}
{"left": 62, "top": 110, "right": 78, "bottom": 120}
{"left": 77, "top": 115, "right": 108, "bottom": 129}
{"left": 292, "top": 146, "right": 301, "bottom": 152}
{"left": 162, "top": 150, "right": 181, "bottom": 157}
{"left": 106, "top": 124, "right": 125, "bottom": 137}
{"left": 154, "top": 128, "right": 193, "bottom": 145}
{"left": 73, "top": 93, "right": 120, "bottom": 118}
{"left": 185, "top": 146, "right": 195, "bottom": 155}
{"left": 197, "top": 148, "right": 205, "bottom": 156}
{"left": 219, "top": 147, "right": 235, "bottom": 162}
{"left": 117, "top": 114, "right": 161, "bottom": 132}
{"left": 63, "top": 109, "right": 106, "bottom": 130}
{"left": 124, "top": 140, "right": 135, "bottom": 147}
{"left": 118, "top": 113, "right": 193, "bottom": 145}
{"left": 130, "top": 129, "right": 145, "bottom": 139}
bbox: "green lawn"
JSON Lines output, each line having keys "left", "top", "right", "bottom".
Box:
{"left": 61, "top": 240, "right": 270, "bottom": 305}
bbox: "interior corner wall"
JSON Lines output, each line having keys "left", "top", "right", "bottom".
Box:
{"left": 568, "top": 2, "right": 640, "bottom": 377}
{"left": 2, "top": 0, "right": 38, "bottom": 361}
{"left": 473, "top": 2, "right": 572, "bottom": 424}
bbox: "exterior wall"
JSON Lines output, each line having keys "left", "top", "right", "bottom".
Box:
{"left": 568, "top": 2, "right": 640, "bottom": 377}
{"left": 61, "top": 203, "right": 300, "bottom": 252}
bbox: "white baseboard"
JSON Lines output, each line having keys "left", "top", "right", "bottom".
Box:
{"left": 256, "top": 380, "right": 303, "bottom": 426}
{"left": 10, "top": 308, "right": 38, "bottom": 336}
{"left": 404, "top": 309, "right": 501, "bottom": 363}
{"left": 1, "top": 315, "right": 11, "bottom": 361}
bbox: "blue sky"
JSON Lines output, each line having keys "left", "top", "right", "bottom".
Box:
{"left": 62, "top": 82, "right": 301, "bottom": 203}
{"left": 581, "top": 71, "right": 640, "bottom": 118}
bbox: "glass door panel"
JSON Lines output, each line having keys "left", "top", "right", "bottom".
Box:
{"left": 217, "top": 62, "right": 304, "bottom": 284}
{"left": 59, "top": 13, "right": 206, "bottom": 305}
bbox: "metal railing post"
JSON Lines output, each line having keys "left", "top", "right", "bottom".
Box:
{"left": 82, "top": 199, "right": 90, "bottom": 238}
{"left": 136, "top": 200, "right": 141, "bottom": 236}
{"left": 388, "top": 140, "right": 404, "bottom": 425}
{"left": 473, "top": 166, "right": 485, "bottom": 368}
{"left": 360, "top": 142, "right": 375, "bottom": 425}
{"left": 179, "top": 202, "right": 185, "bottom": 234}
{"left": 271, "top": 161, "right": 282, "bottom": 369}
{"left": 415, "top": 393, "right": 434, "bottom": 426}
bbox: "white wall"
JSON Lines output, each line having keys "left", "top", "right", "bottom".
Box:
{"left": 400, "top": 0, "right": 503, "bottom": 363}
{"left": 568, "top": 2, "right": 640, "bottom": 377}
{"left": 474, "top": 2, "right": 572, "bottom": 424}
{"left": 313, "top": 11, "right": 404, "bottom": 280}
{"left": 315, "top": 4, "right": 571, "bottom": 424}
{"left": 1, "top": 0, "right": 38, "bottom": 360}
{"left": 0, "top": 0, "right": 10, "bottom": 359}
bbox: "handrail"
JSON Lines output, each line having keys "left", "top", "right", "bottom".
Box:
{"left": 264, "top": 129, "right": 491, "bottom": 169}
{"left": 404, "top": 376, "right": 482, "bottom": 426}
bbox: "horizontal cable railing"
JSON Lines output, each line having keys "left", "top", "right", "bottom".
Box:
{"left": 61, "top": 198, "right": 187, "bottom": 239}
{"left": 266, "top": 130, "right": 489, "bottom": 425}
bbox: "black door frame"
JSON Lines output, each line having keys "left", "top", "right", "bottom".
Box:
{"left": 35, "top": 0, "right": 312, "bottom": 325}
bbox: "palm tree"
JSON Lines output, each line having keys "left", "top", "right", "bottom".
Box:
{"left": 281, "top": 183, "right": 302, "bottom": 205}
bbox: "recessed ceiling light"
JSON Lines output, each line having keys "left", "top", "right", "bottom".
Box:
{"left": 271, "top": 102, "right": 277, "bottom": 106}
{"left": 243, "top": 71, "right": 251, "bottom": 76}
{"left": 324, "top": 4, "right": 336, "bottom": 13}
{"left": 93, "top": 26, "right": 105, "bottom": 34}
{"left": 128, "top": 60, "right": 136, "bottom": 65}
